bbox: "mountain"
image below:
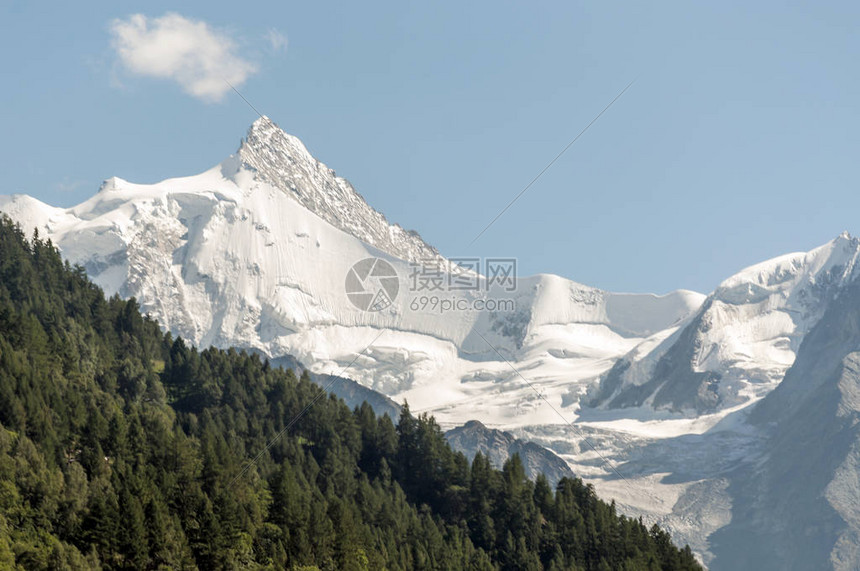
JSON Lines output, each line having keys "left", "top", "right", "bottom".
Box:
{"left": 3, "top": 117, "right": 860, "bottom": 568}
{"left": 268, "top": 353, "right": 403, "bottom": 421}
{"left": 569, "top": 233, "right": 860, "bottom": 566}
{"left": 0, "top": 117, "right": 704, "bottom": 431}
{"left": 706, "top": 276, "right": 860, "bottom": 569}
{"left": 237, "top": 117, "right": 441, "bottom": 264}
{"left": 445, "top": 420, "right": 574, "bottom": 486}
{"left": 588, "top": 233, "right": 860, "bottom": 414}
{"left": 0, "top": 216, "right": 701, "bottom": 569}
{"left": 268, "top": 354, "right": 574, "bottom": 485}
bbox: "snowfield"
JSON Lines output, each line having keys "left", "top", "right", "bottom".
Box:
{"left": 4, "top": 117, "right": 860, "bottom": 569}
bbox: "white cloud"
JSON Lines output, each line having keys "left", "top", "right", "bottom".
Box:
{"left": 266, "top": 29, "right": 288, "bottom": 54}
{"left": 110, "top": 13, "right": 257, "bottom": 102}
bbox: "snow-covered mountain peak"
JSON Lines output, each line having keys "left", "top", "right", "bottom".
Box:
{"left": 589, "top": 231, "right": 860, "bottom": 414}
{"left": 713, "top": 232, "right": 860, "bottom": 309}
{"left": 241, "top": 116, "right": 315, "bottom": 166}
{"left": 98, "top": 176, "right": 127, "bottom": 193}
{"left": 236, "top": 117, "right": 439, "bottom": 263}
{"left": 0, "top": 117, "right": 707, "bottom": 424}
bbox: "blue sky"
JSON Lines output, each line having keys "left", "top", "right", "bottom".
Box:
{"left": 2, "top": 1, "right": 858, "bottom": 294}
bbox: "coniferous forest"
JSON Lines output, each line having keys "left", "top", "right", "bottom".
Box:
{"left": 0, "top": 215, "right": 701, "bottom": 570}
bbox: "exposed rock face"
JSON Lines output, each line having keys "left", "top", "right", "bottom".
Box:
{"left": 269, "top": 354, "right": 402, "bottom": 422}
{"left": 709, "top": 280, "right": 860, "bottom": 570}
{"left": 445, "top": 420, "right": 574, "bottom": 486}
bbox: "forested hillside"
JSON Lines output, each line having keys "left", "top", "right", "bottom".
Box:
{"left": 0, "top": 216, "right": 700, "bottom": 570}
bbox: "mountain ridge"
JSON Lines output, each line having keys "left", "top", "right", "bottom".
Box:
{"left": 588, "top": 232, "right": 860, "bottom": 414}
{"left": 236, "top": 116, "right": 441, "bottom": 264}
{"left": 0, "top": 119, "right": 705, "bottom": 426}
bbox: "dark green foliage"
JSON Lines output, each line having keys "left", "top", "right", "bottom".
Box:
{"left": 0, "top": 216, "right": 702, "bottom": 570}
